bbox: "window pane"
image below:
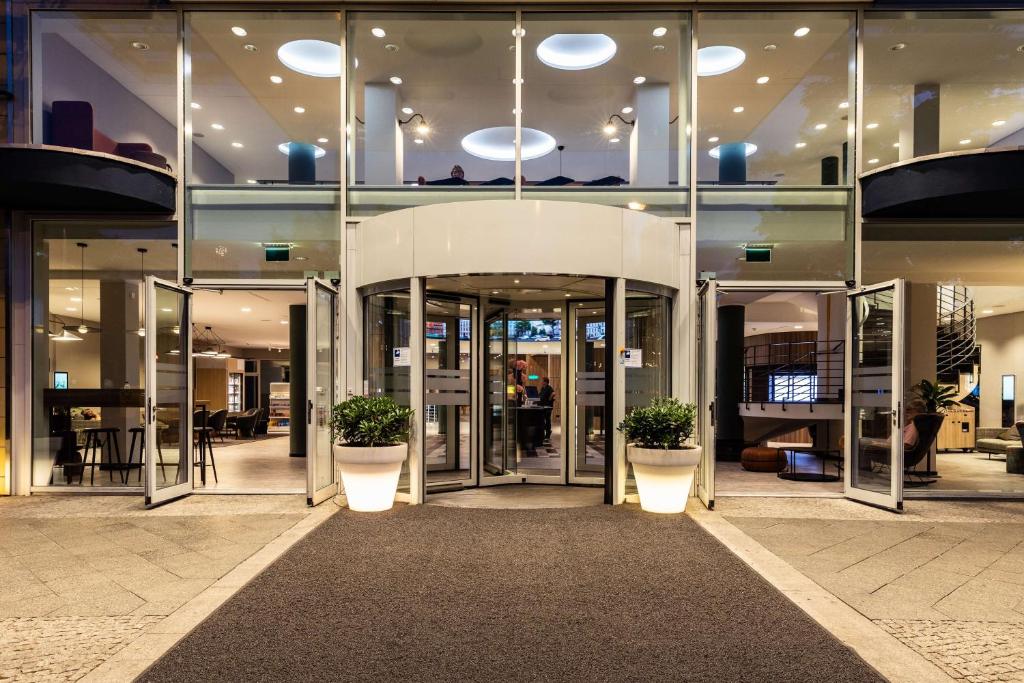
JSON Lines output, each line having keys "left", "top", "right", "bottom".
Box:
{"left": 347, "top": 13, "right": 515, "bottom": 216}
{"left": 33, "top": 11, "right": 178, "bottom": 171}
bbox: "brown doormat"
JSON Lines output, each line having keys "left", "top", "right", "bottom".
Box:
{"left": 139, "top": 505, "right": 883, "bottom": 682}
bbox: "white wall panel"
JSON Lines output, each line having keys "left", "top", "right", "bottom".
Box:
{"left": 357, "top": 209, "right": 414, "bottom": 286}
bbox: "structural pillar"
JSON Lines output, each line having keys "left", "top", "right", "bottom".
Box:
{"left": 628, "top": 83, "right": 670, "bottom": 186}
{"left": 715, "top": 305, "right": 745, "bottom": 459}
{"left": 287, "top": 143, "right": 316, "bottom": 184}
{"left": 364, "top": 83, "right": 404, "bottom": 185}
{"left": 717, "top": 143, "right": 747, "bottom": 185}
{"left": 913, "top": 83, "right": 940, "bottom": 158}
{"left": 289, "top": 304, "right": 306, "bottom": 457}
{"left": 99, "top": 280, "right": 141, "bottom": 467}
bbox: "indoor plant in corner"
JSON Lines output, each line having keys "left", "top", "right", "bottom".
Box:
{"left": 329, "top": 395, "right": 414, "bottom": 512}
{"left": 618, "top": 397, "right": 700, "bottom": 514}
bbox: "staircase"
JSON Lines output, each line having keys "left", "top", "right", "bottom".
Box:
{"left": 936, "top": 285, "right": 977, "bottom": 385}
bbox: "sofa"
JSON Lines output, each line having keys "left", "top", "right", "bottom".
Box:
{"left": 975, "top": 422, "right": 1024, "bottom": 459}
{"left": 49, "top": 100, "right": 169, "bottom": 170}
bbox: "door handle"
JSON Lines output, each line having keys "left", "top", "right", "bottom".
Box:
{"left": 308, "top": 399, "right": 313, "bottom": 425}
{"left": 147, "top": 397, "right": 153, "bottom": 424}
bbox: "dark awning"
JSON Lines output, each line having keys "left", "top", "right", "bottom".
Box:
{"left": 0, "top": 145, "right": 176, "bottom": 213}
{"left": 861, "top": 148, "right": 1024, "bottom": 220}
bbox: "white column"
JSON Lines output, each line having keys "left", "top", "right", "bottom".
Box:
{"left": 613, "top": 277, "right": 627, "bottom": 504}
{"left": 408, "top": 276, "right": 424, "bottom": 504}
{"left": 673, "top": 223, "right": 695, "bottom": 404}
{"left": 897, "top": 85, "right": 915, "bottom": 162}
{"left": 629, "top": 84, "right": 670, "bottom": 186}
{"left": 364, "top": 83, "right": 404, "bottom": 185}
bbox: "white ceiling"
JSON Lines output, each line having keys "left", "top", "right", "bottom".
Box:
{"left": 193, "top": 289, "right": 305, "bottom": 349}
{"left": 719, "top": 290, "right": 820, "bottom": 335}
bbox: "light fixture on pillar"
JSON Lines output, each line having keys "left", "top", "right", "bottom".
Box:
{"left": 603, "top": 113, "right": 635, "bottom": 137}
{"left": 398, "top": 112, "right": 431, "bottom": 137}
{"left": 76, "top": 242, "right": 89, "bottom": 335}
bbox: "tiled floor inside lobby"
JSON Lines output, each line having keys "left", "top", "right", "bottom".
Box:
{"left": 0, "top": 494, "right": 331, "bottom": 682}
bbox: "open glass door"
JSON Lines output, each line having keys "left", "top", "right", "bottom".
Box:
{"left": 307, "top": 278, "right": 338, "bottom": 506}
{"left": 845, "top": 279, "right": 904, "bottom": 511}
{"left": 145, "top": 277, "right": 192, "bottom": 508}
{"left": 695, "top": 280, "right": 716, "bottom": 509}
{"left": 481, "top": 311, "right": 522, "bottom": 485}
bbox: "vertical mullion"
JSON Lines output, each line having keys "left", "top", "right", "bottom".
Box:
{"left": 853, "top": 8, "right": 865, "bottom": 287}
{"left": 177, "top": 9, "right": 187, "bottom": 284}
{"left": 689, "top": 11, "right": 699, "bottom": 223}
{"left": 514, "top": 11, "right": 522, "bottom": 200}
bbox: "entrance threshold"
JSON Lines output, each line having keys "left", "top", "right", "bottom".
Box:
{"left": 426, "top": 484, "right": 603, "bottom": 509}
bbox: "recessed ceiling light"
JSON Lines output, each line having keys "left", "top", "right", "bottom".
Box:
{"left": 461, "top": 126, "right": 555, "bottom": 162}
{"left": 627, "top": 201, "right": 646, "bottom": 211}
{"left": 389, "top": 76, "right": 403, "bottom": 85}
{"left": 536, "top": 34, "right": 617, "bottom": 71}
{"left": 838, "top": 101, "right": 849, "bottom": 109}
{"left": 190, "top": 102, "right": 201, "bottom": 110}
{"left": 794, "top": 325, "right": 804, "bottom": 330}
{"left": 732, "top": 106, "right": 744, "bottom": 113}
{"left": 512, "top": 27, "right": 526, "bottom": 38}
{"left": 70, "top": 296, "right": 82, "bottom": 302}
{"left": 294, "top": 256, "right": 308, "bottom": 261}
{"left": 384, "top": 44, "right": 399, "bottom": 53}
{"left": 993, "top": 119, "right": 1007, "bottom": 126}
{"left": 277, "top": 142, "right": 327, "bottom": 158}
{"left": 794, "top": 27, "right": 810, "bottom": 37}
{"left": 243, "top": 44, "right": 258, "bottom": 53}
{"left": 868, "top": 158, "right": 880, "bottom": 164}
{"left": 130, "top": 41, "right": 149, "bottom": 51}
{"left": 814, "top": 123, "right": 827, "bottom": 130}
{"left": 709, "top": 142, "right": 757, "bottom": 159}
{"left": 231, "top": 141, "right": 244, "bottom": 148}
{"left": 756, "top": 75, "right": 770, "bottom": 84}
{"left": 160, "top": 308, "right": 172, "bottom": 313}
{"left": 65, "top": 307, "right": 77, "bottom": 312}
{"left": 231, "top": 26, "right": 247, "bottom": 37}
{"left": 795, "top": 141, "right": 806, "bottom": 148}
{"left": 708, "top": 136, "right": 720, "bottom": 143}
{"left": 371, "top": 27, "right": 386, "bottom": 38}
{"left": 652, "top": 27, "right": 668, "bottom": 38}
{"left": 890, "top": 43, "right": 907, "bottom": 51}
{"left": 277, "top": 40, "right": 342, "bottom": 78}
{"left": 492, "top": 290, "right": 500, "bottom": 295}
{"left": 982, "top": 309, "right": 994, "bottom": 314}
{"left": 1018, "top": 45, "right": 1024, "bottom": 53}
{"left": 514, "top": 279, "right": 520, "bottom": 284}
{"left": 609, "top": 137, "right": 620, "bottom": 143}
{"left": 241, "top": 307, "right": 252, "bottom": 313}
{"left": 893, "top": 142, "right": 900, "bottom": 148}
{"left": 621, "top": 106, "right": 633, "bottom": 114}
{"left": 413, "top": 138, "right": 424, "bottom": 144}
{"left": 866, "top": 122, "right": 879, "bottom": 129}
{"left": 697, "top": 46, "right": 746, "bottom": 77}
{"left": 317, "top": 137, "right": 329, "bottom": 143}
{"left": 246, "top": 179, "right": 257, "bottom": 184}
{"left": 959, "top": 138, "right": 972, "bottom": 145}
{"left": 763, "top": 43, "right": 777, "bottom": 51}
{"left": 293, "top": 106, "right": 305, "bottom": 114}
{"left": 401, "top": 106, "right": 414, "bottom": 115}
{"left": 211, "top": 123, "right": 225, "bottom": 131}
{"left": 270, "top": 75, "right": 283, "bottom": 84}
{"left": 280, "top": 320, "right": 288, "bottom": 325}
{"left": 633, "top": 76, "right": 646, "bottom": 85}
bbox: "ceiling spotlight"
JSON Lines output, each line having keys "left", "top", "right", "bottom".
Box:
{"left": 633, "top": 76, "right": 646, "bottom": 85}
{"left": 243, "top": 44, "right": 258, "bottom": 53}
{"left": 838, "top": 101, "right": 849, "bottom": 109}
{"left": 280, "top": 320, "right": 288, "bottom": 325}
{"left": 603, "top": 124, "right": 616, "bottom": 135}
{"left": 241, "top": 307, "right": 252, "bottom": 313}
{"left": 814, "top": 123, "right": 827, "bottom": 130}
{"left": 993, "top": 119, "right": 1007, "bottom": 126}
{"left": 763, "top": 43, "right": 777, "bottom": 51}
{"left": 893, "top": 142, "right": 900, "bottom": 147}
{"left": 866, "top": 122, "right": 879, "bottom": 129}
{"left": 211, "top": 123, "right": 225, "bottom": 131}
{"left": 609, "top": 137, "right": 620, "bottom": 143}
{"left": 231, "top": 26, "right": 247, "bottom": 37}
{"left": 389, "top": 76, "right": 403, "bottom": 85}
{"left": 231, "top": 141, "right": 244, "bottom": 148}
{"left": 371, "top": 27, "right": 386, "bottom": 38}
{"left": 317, "top": 137, "right": 329, "bottom": 143}
{"left": 960, "top": 138, "right": 972, "bottom": 145}
{"left": 401, "top": 106, "right": 414, "bottom": 115}
{"left": 293, "top": 106, "right": 306, "bottom": 114}
{"left": 652, "top": 27, "right": 668, "bottom": 38}
{"left": 190, "top": 102, "right": 201, "bottom": 110}
{"left": 627, "top": 201, "right": 647, "bottom": 211}
{"left": 732, "top": 106, "right": 744, "bottom": 113}
{"left": 413, "top": 138, "right": 424, "bottom": 145}
{"left": 890, "top": 43, "right": 907, "bottom": 51}
{"left": 513, "top": 279, "right": 520, "bottom": 284}
{"left": 868, "top": 158, "right": 880, "bottom": 164}
{"left": 621, "top": 106, "right": 633, "bottom": 114}
{"left": 794, "top": 27, "right": 810, "bottom": 37}
{"left": 708, "top": 136, "right": 720, "bottom": 143}
{"left": 756, "top": 75, "right": 770, "bottom": 84}
{"left": 795, "top": 141, "right": 807, "bottom": 148}
{"left": 246, "top": 179, "right": 257, "bottom": 184}
{"left": 130, "top": 41, "right": 149, "bottom": 51}
{"left": 982, "top": 309, "right": 994, "bottom": 314}
{"left": 270, "top": 75, "right": 283, "bottom": 84}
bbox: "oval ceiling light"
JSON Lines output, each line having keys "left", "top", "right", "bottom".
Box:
{"left": 461, "top": 126, "right": 556, "bottom": 162}
{"left": 277, "top": 40, "right": 342, "bottom": 78}
{"left": 277, "top": 142, "right": 327, "bottom": 158}
{"left": 536, "top": 34, "right": 617, "bottom": 71}
{"left": 231, "top": 26, "right": 247, "bottom": 37}
{"left": 697, "top": 45, "right": 746, "bottom": 77}
{"left": 794, "top": 27, "right": 811, "bottom": 37}
{"left": 708, "top": 142, "right": 758, "bottom": 159}
{"left": 371, "top": 27, "right": 386, "bottom": 38}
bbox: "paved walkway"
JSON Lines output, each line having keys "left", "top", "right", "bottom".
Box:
{"left": 719, "top": 497, "right": 1024, "bottom": 683}
{"left": 0, "top": 495, "right": 332, "bottom": 682}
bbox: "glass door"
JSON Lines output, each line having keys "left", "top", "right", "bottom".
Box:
{"left": 695, "top": 280, "right": 716, "bottom": 509}
{"left": 481, "top": 311, "right": 522, "bottom": 485}
{"left": 144, "top": 277, "right": 192, "bottom": 508}
{"left": 424, "top": 296, "right": 474, "bottom": 488}
{"left": 307, "top": 278, "right": 338, "bottom": 506}
{"left": 845, "top": 279, "right": 905, "bottom": 511}
{"left": 571, "top": 302, "right": 606, "bottom": 485}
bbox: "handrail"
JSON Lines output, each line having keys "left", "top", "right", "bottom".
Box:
{"left": 742, "top": 339, "right": 845, "bottom": 405}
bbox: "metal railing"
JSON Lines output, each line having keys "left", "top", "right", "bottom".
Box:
{"left": 936, "top": 285, "right": 976, "bottom": 384}
{"left": 742, "top": 339, "right": 845, "bottom": 404}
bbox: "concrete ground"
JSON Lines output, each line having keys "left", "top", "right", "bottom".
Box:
{"left": 0, "top": 494, "right": 334, "bottom": 682}
{"left": 717, "top": 497, "right": 1024, "bottom": 683}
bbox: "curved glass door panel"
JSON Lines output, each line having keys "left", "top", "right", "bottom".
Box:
{"left": 307, "top": 279, "right": 337, "bottom": 506}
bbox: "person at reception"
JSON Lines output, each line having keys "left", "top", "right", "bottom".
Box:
{"left": 508, "top": 359, "right": 527, "bottom": 407}
{"left": 538, "top": 377, "right": 555, "bottom": 442}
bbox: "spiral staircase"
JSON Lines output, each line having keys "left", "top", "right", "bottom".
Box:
{"left": 936, "top": 285, "right": 979, "bottom": 392}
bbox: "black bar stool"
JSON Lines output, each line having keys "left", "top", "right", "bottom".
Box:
{"left": 127, "top": 426, "right": 167, "bottom": 483}
{"left": 194, "top": 426, "right": 218, "bottom": 484}
{"left": 81, "top": 427, "right": 123, "bottom": 485}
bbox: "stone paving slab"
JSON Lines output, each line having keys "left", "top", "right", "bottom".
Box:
{"left": 877, "top": 620, "right": 1024, "bottom": 683}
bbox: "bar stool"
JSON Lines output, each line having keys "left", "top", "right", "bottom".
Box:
{"left": 193, "top": 426, "right": 218, "bottom": 484}
{"left": 81, "top": 427, "right": 123, "bottom": 485}
{"left": 127, "top": 426, "right": 167, "bottom": 483}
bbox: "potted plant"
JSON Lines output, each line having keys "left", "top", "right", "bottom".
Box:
{"left": 911, "top": 379, "right": 958, "bottom": 414}
{"left": 329, "top": 395, "right": 414, "bottom": 512}
{"left": 617, "top": 397, "right": 700, "bottom": 514}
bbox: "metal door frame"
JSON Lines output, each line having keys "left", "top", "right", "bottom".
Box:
{"left": 307, "top": 277, "right": 339, "bottom": 506}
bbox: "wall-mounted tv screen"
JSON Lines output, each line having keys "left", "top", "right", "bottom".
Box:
{"left": 54, "top": 371, "right": 69, "bottom": 390}
{"left": 508, "top": 319, "right": 561, "bottom": 342}
{"left": 585, "top": 321, "right": 606, "bottom": 341}
{"left": 425, "top": 319, "right": 472, "bottom": 340}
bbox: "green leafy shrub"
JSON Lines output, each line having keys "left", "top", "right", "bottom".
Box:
{"left": 617, "top": 397, "right": 698, "bottom": 450}
{"left": 911, "top": 379, "right": 958, "bottom": 414}
{"left": 329, "top": 395, "right": 414, "bottom": 447}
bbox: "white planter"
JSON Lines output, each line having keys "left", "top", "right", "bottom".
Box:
{"left": 627, "top": 445, "right": 702, "bottom": 514}
{"left": 335, "top": 444, "right": 407, "bottom": 512}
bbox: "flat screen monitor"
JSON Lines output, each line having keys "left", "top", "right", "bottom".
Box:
{"left": 585, "top": 321, "right": 606, "bottom": 341}
{"left": 508, "top": 319, "right": 561, "bottom": 342}
{"left": 425, "top": 321, "right": 446, "bottom": 339}
{"left": 524, "top": 385, "right": 539, "bottom": 399}
{"left": 54, "top": 371, "right": 69, "bottom": 390}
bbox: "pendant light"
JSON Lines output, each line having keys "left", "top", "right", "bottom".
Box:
{"left": 76, "top": 243, "right": 89, "bottom": 335}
